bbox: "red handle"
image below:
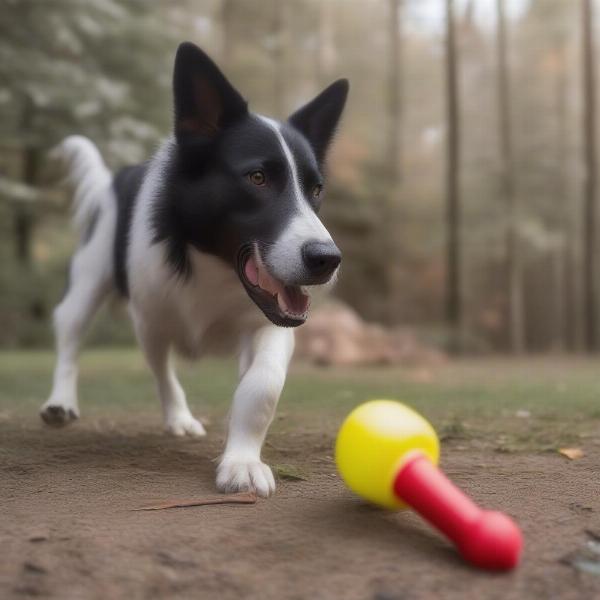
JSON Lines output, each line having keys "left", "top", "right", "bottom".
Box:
{"left": 393, "top": 453, "right": 522, "bottom": 570}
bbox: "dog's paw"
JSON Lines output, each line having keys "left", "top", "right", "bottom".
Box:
{"left": 40, "top": 403, "right": 79, "bottom": 427}
{"left": 165, "top": 411, "right": 206, "bottom": 437}
{"left": 216, "top": 458, "right": 276, "bottom": 498}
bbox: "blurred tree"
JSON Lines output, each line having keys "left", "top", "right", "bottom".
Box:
{"left": 314, "top": 0, "right": 336, "bottom": 87}
{"left": 14, "top": 96, "right": 37, "bottom": 266}
{"left": 0, "top": 0, "right": 177, "bottom": 342}
{"left": 581, "top": 0, "right": 598, "bottom": 352}
{"left": 554, "top": 38, "right": 582, "bottom": 351}
{"left": 378, "top": 0, "right": 405, "bottom": 324}
{"left": 220, "top": 0, "right": 235, "bottom": 69}
{"left": 269, "top": 0, "right": 288, "bottom": 117}
{"left": 495, "top": 0, "right": 524, "bottom": 354}
{"left": 0, "top": 0, "right": 176, "bottom": 165}
{"left": 444, "top": 0, "right": 462, "bottom": 348}
{"left": 0, "top": 0, "right": 596, "bottom": 353}
{"left": 387, "top": 0, "right": 403, "bottom": 187}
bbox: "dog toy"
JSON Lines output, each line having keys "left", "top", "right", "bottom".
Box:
{"left": 335, "top": 400, "right": 523, "bottom": 570}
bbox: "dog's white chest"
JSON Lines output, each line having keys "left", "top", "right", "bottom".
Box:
{"left": 130, "top": 246, "right": 262, "bottom": 357}
{"left": 174, "top": 251, "right": 262, "bottom": 354}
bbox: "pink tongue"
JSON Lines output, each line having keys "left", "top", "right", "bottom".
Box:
{"left": 244, "top": 255, "right": 259, "bottom": 286}
{"left": 245, "top": 253, "right": 310, "bottom": 317}
{"left": 278, "top": 286, "right": 310, "bottom": 316}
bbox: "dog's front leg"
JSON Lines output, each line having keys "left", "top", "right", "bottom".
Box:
{"left": 217, "top": 325, "right": 294, "bottom": 497}
{"left": 132, "top": 315, "right": 206, "bottom": 438}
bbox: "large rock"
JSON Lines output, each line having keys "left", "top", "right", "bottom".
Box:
{"left": 295, "top": 301, "right": 445, "bottom": 367}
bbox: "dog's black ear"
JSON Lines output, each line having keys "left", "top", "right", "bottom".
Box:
{"left": 173, "top": 42, "right": 247, "bottom": 141}
{"left": 288, "top": 79, "right": 349, "bottom": 163}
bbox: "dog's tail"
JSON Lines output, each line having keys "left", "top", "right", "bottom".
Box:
{"left": 50, "top": 135, "right": 112, "bottom": 233}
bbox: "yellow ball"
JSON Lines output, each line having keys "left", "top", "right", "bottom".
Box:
{"left": 335, "top": 400, "right": 440, "bottom": 509}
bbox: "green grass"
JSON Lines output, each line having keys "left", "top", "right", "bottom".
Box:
{"left": 1, "top": 349, "right": 600, "bottom": 452}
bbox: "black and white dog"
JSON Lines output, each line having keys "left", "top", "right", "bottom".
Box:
{"left": 42, "top": 42, "right": 348, "bottom": 497}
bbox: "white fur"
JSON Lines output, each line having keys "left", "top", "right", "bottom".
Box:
{"left": 43, "top": 135, "right": 298, "bottom": 497}
{"left": 50, "top": 135, "right": 112, "bottom": 231}
{"left": 259, "top": 117, "right": 305, "bottom": 204}
{"left": 41, "top": 138, "right": 116, "bottom": 425}
{"left": 217, "top": 325, "right": 294, "bottom": 497}
{"left": 258, "top": 117, "right": 337, "bottom": 283}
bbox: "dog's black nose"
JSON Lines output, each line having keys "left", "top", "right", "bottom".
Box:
{"left": 302, "top": 241, "right": 342, "bottom": 281}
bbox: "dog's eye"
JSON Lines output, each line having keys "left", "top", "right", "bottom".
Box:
{"left": 248, "top": 170, "right": 266, "bottom": 186}
{"left": 312, "top": 184, "right": 323, "bottom": 199}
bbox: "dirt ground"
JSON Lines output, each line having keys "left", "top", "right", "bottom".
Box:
{"left": 1, "top": 353, "right": 600, "bottom": 599}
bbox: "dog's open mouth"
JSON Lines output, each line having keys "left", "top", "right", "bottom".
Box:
{"left": 237, "top": 245, "right": 310, "bottom": 328}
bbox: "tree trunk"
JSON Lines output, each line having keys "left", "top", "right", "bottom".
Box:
{"left": 314, "top": 0, "right": 335, "bottom": 88}
{"left": 270, "top": 0, "right": 287, "bottom": 117}
{"left": 551, "top": 244, "right": 566, "bottom": 351}
{"left": 379, "top": 0, "right": 404, "bottom": 323}
{"left": 557, "top": 70, "right": 571, "bottom": 352}
{"left": 220, "top": 0, "right": 234, "bottom": 69}
{"left": 15, "top": 145, "right": 40, "bottom": 265}
{"left": 496, "top": 0, "right": 525, "bottom": 353}
{"left": 555, "top": 39, "right": 580, "bottom": 351}
{"left": 582, "top": 0, "right": 598, "bottom": 352}
{"left": 444, "top": 0, "right": 462, "bottom": 348}
{"left": 15, "top": 97, "right": 37, "bottom": 266}
{"left": 387, "top": 0, "right": 402, "bottom": 187}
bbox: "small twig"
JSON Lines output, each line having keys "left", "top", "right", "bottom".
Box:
{"left": 132, "top": 492, "right": 257, "bottom": 511}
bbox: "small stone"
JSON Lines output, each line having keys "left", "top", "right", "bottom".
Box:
{"left": 23, "top": 562, "right": 47, "bottom": 575}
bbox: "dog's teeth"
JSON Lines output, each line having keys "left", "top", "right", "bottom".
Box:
{"left": 277, "top": 293, "right": 288, "bottom": 313}
{"left": 285, "top": 311, "right": 307, "bottom": 320}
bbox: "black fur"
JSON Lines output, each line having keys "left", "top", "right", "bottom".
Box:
{"left": 150, "top": 42, "right": 348, "bottom": 283}
{"left": 289, "top": 79, "right": 349, "bottom": 164}
{"left": 116, "top": 42, "right": 348, "bottom": 327}
{"left": 113, "top": 163, "right": 147, "bottom": 296}
{"left": 173, "top": 42, "right": 247, "bottom": 145}
{"left": 152, "top": 116, "right": 316, "bottom": 279}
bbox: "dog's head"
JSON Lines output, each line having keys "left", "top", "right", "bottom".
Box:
{"left": 163, "top": 42, "right": 348, "bottom": 327}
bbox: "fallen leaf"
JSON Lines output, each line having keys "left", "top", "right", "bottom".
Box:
{"left": 558, "top": 447, "right": 585, "bottom": 460}
{"left": 132, "top": 492, "right": 257, "bottom": 511}
{"left": 273, "top": 464, "right": 308, "bottom": 481}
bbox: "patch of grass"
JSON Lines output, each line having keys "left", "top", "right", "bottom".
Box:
{"left": 1, "top": 350, "right": 599, "bottom": 451}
